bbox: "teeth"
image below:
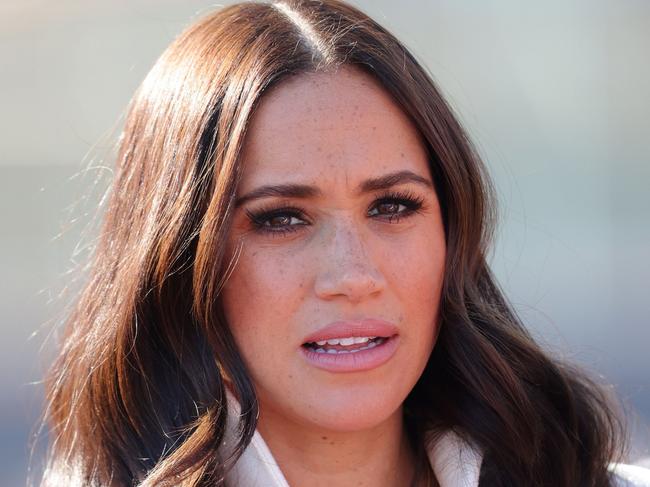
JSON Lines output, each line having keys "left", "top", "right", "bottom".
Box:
{"left": 311, "top": 337, "right": 386, "bottom": 354}
{"left": 312, "top": 336, "right": 377, "bottom": 346}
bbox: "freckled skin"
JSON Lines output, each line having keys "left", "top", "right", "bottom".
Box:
{"left": 220, "top": 66, "right": 446, "bottom": 485}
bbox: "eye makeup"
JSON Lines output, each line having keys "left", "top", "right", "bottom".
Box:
{"left": 244, "top": 189, "right": 426, "bottom": 237}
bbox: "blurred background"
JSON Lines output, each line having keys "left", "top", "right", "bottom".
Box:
{"left": 1, "top": 0, "right": 648, "bottom": 484}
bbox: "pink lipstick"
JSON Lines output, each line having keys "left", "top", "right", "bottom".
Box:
{"left": 300, "top": 318, "right": 400, "bottom": 373}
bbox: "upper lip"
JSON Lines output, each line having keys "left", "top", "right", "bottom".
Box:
{"left": 302, "top": 318, "right": 399, "bottom": 344}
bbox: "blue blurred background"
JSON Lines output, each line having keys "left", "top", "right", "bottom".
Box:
{"left": 1, "top": 1, "right": 648, "bottom": 484}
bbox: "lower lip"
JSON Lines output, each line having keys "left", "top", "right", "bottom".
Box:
{"left": 299, "top": 335, "right": 400, "bottom": 373}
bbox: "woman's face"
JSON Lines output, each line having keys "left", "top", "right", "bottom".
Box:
{"left": 221, "top": 66, "right": 446, "bottom": 433}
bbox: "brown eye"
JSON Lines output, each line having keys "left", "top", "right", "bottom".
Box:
{"left": 373, "top": 201, "right": 403, "bottom": 216}
{"left": 266, "top": 215, "right": 293, "bottom": 227}
{"left": 246, "top": 207, "right": 309, "bottom": 237}
{"left": 367, "top": 190, "right": 424, "bottom": 223}
{"left": 257, "top": 213, "right": 305, "bottom": 231}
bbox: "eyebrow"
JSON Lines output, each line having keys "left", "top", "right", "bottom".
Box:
{"left": 234, "top": 169, "right": 433, "bottom": 207}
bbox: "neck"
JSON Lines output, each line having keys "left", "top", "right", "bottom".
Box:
{"left": 257, "top": 405, "right": 417, "bottom": 487}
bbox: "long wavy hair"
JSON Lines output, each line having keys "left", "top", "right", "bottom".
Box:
{"left": 40, "top": 1, "right": 627, "bottom": 485}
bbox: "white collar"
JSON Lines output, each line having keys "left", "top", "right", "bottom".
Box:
{"left": 222, "top": 392, "right": 483, "bottom": 486}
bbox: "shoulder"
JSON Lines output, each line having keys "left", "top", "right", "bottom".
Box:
{"left": 609, "top": 462, "right": 650, "bottom": 487}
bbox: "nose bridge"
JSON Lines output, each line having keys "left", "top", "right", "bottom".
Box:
{"left": 314, "top": 215, "right": 385, "bottom": 301}
{"left": 333, "top": 215, "right": 367, "bottom": 261}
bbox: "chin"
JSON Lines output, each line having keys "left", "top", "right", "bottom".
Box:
{"left": 294, "top": 381, "right": 410, "bottom": 433}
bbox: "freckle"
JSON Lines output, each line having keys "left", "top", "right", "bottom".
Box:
{"left": 321, "top": 436, "right": 328, "bottom": 440}
{"left": 400, "top": 152, "right": 405, "bottom": 158}
{"left": 371, "top": 126, "right": 376, "bottom": 131}
{"left": 329, "top": 441, "right": 335, "bottom": 445}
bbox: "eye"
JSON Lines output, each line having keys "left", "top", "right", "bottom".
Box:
{"left": 245, "top": 206, "right": 308, "bottom": 237}
{"left": 368, "top": 190, "right": 425, "bottom": 223}
{"left": 245, "top": 190, "right": 425, "bottom": 237}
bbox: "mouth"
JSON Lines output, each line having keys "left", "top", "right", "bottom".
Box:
{"left": 302, "top": 335, "right": 389, "bottom": 354}
{"left": 299, "top": 333, "right": 399, "bottom": 373}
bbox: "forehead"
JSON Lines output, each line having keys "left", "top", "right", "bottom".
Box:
{"left": 237, "top": 66, "right": 431, "bottom": 193}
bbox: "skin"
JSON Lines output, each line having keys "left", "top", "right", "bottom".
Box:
{"left": 220, "top": 65, "right": 446, "bottom": 487}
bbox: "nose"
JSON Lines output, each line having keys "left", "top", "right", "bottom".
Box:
{"left": 313, "top": 218, "right": 386, "bottom": 303}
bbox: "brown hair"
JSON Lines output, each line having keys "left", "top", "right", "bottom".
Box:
{"left": 40, "top": 1, "right": 627, "bottom": 485}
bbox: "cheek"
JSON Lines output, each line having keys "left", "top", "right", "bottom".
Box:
{"left": 385, "top": 228, "right": 446, "bottom": 355}
{"left": 220, "top": 243, "right": 307, "bottom": 357}
{"left": 388, "top": 229, "right": 445, "bottom": 301}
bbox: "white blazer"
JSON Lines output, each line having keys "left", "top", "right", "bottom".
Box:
{"left": 222, "top": 393, "right": 650, "bottom": 486}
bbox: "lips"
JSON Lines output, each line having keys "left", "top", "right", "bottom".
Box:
{"left": 301, "top": 318, "right": 399, "bottom": 345}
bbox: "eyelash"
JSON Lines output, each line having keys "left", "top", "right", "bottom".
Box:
{"left": 245, "top": 190, "right": 425, "bottom": 238}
